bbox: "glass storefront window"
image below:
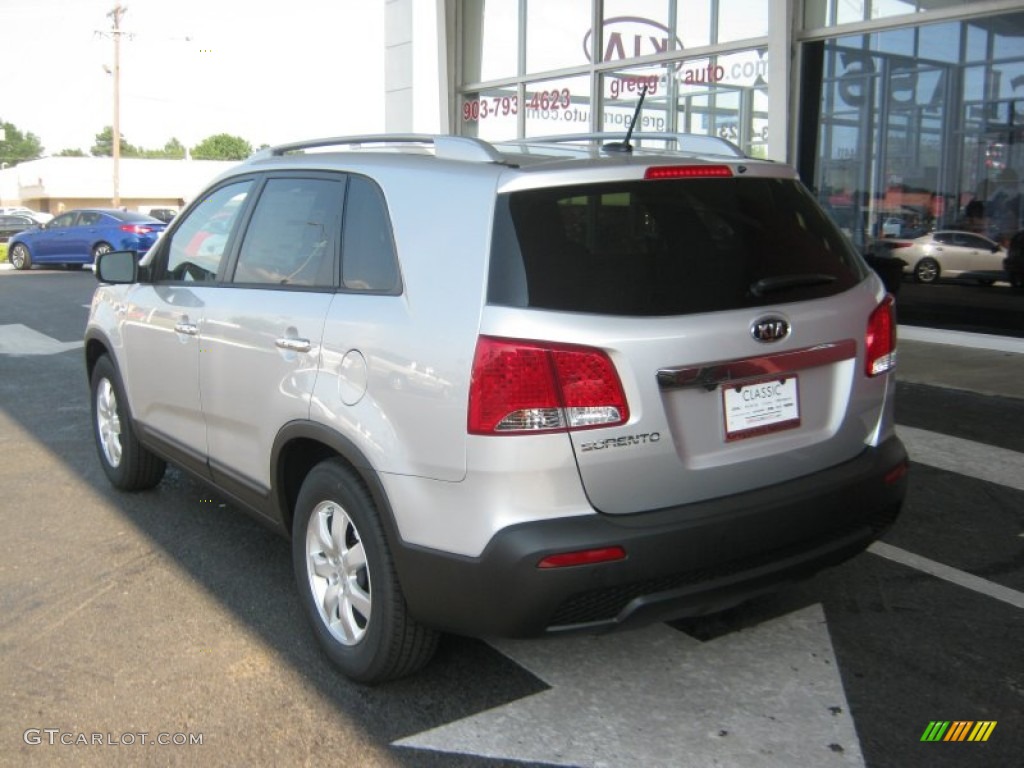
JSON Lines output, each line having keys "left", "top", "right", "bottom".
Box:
{"left": 717, "top": 0, "right": 768, "bottom": 43}
{"left": 527, "top": 0, "right": 592, "bottom": 73}
{"left": 675, "top": 48, "right": 769, "bottom": 156}
{"left": 677, "top": 1, "right": 713, "bottom": 50}
{"left": 523, "top": 75, "right": 591, "bottom": 137}
{"left": 461, "top": 0, "right": 518, "bottom": 83}
{"left": 461, "top": 86, "right": 521, "bottom": 142}
{"left": 602, "top": 67, "right": 670, "bottom": 135}
{"left": 806, "top": 13, "right": 1024, "bottom": 255}
{"left": 601, "top": 0, "right": 681, "bottom": 54}
{"left": 804, "top": 0, "right": 987, "bottom": 29}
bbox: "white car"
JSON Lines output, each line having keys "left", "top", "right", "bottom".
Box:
{"left": 0, "top": 206, "right": 52, "bottom": 223}
{"left": 894, "top": 230, "right": 1006, "bottom": 284}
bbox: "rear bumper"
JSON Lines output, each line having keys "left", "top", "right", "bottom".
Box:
{"left": 392, "top": 435, "right": 908, "bottom": 637}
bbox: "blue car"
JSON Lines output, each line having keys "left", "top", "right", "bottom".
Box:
{"left": 7, "top": 208, "right": 167, "bottom": 270}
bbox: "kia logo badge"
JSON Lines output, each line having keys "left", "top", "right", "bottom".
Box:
{"left": 751, "top": 316, "right": 790, "bottom": 343}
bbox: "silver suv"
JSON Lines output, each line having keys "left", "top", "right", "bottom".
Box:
{"left": 85, "top": 133, "right": 908, "bottom": 683}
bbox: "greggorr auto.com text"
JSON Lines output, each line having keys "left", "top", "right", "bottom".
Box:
{"left": 23, "top": 729, "right": 204, "bottom": 747}
{"left": 526, "top": 108, "right": 666, "bottom": 131}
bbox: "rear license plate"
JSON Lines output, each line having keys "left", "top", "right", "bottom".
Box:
{"left": 723, "top": 375, "right": 800, "bottom": 441}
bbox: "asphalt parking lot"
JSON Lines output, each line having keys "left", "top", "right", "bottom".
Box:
{"left": 1, "top": 268, "right": 1021, "bottom": 767}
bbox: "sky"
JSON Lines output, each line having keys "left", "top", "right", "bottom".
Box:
{"left": 1, "top": 0, "right": 387, "bottom": 155}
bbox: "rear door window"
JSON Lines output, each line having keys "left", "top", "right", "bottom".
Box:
{"left": 489, "top": 177, "right": 867, "bottom": 316}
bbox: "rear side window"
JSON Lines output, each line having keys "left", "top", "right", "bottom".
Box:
{"left": 489, "top": 177, "right": 867, "bottom": 316}
{"left": 341, "top": 176, "right": 401, "bottom": 293}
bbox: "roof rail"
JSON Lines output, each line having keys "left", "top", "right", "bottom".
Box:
{"left": 507, "top": 132, "right": 747, "bottom": 158}
{"left": 248, "top": 134, "right": 505, "bottom": 164}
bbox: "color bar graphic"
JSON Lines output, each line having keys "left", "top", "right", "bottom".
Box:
{"left": 920, "top": 721, "right": 996, "bottom": 742}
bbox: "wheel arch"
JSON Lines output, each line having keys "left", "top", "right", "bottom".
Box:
{"left": 271, "top": 422, "right": 402, "bottom": 549}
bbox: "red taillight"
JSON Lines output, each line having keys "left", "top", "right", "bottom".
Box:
{"left": 538, "top": 546, "right": 627, "bottom": 569}
{"left": 887, "top": 241, "right": 912, "bottom": 249}
{"left": 866, "top": 295, "right": 897, "bottom": 377}
{"left": 468, "top": 337, "right": 629, "bottom": 435}
{"left": 644, "top": 165, "right": 733, "bottom": 180}
{"left": 120, "top": 224, "right": 153, "bottom": 234}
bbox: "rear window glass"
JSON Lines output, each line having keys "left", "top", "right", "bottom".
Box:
{"left": 488, "top": 177, "right": 868, "bottom": 316}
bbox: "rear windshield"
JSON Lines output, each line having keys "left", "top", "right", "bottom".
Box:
{"left": 488, "top": 177, "right": 868, "bottom": 316}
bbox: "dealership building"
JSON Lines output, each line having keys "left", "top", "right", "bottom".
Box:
{"left": 388, "top": 0, "right": 1023, "bottom": 250}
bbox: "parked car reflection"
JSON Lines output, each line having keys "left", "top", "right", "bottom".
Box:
{"left": 884, "top": 230, "right": 1007, "bottom": 285}
{"left": 0, "top": 214, "right": 39, "bottom": 243}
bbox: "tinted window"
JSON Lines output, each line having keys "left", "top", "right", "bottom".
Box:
{"left": 340, "top": 176, "right": 400, "bottom": 292}
{"left": 233, "top": 177, "right": 342, "bottom": 287}
{"left": 77, "top": 211, "right": 102, "bottom": 226}
{"left": 489, "top": 177, "right": 867, "bottom": 316}
{"left": 49, "top": 213, "right": 75, "bottom": 229}
{"left": 162, "top": 181, "right": 252, "bottom": 282}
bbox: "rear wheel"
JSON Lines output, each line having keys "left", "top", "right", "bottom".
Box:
{"left": 90, "top": 355, "right": 167, "bottom": 490}
{"left": 92, "top": 242, "right": 113, "bottom": 260}
{"left": 913, "top": 257, "right": 940, "bottom": 284}
{"left": 9, "top": 243, "right": 31, "bottom": 270}
{"left": 292, "top": 459, "right": 439, "bottom": 684}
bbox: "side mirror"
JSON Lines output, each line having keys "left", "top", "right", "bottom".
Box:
{"left": 95, "top": 249, "right": 139, "bottom": 284}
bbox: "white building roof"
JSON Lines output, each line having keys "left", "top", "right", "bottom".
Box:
{"left": 0, "top": 157, "right": 238, "bottom": 205}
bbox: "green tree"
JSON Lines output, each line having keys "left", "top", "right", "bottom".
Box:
{"left": 142, "top": 137, "right": 186, "bottom": 159}
{"left": 161, "top": 137, "right": 186, "bottom": 158}
{"left": 56, "top": 148, "right": 88, "bottom": 157}
{"left": 0, "top": 120, "right": 45, "bottom": 165}
{"left": 90, "top": 126, "right": 142, "bottom": 157}
{"left": 191, "top": 133, "right": 252, "bottom": 160}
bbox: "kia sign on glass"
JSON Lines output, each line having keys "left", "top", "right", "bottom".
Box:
{"left": 583, "top": 16, "right": 683, "bottom": 75}
{"left": 462, "top": 15, "right": 769, "bottom": 143}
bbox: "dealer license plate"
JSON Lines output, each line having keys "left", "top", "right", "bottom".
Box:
{"left": 723, "top": 375, "right": 800, "bottom": 441}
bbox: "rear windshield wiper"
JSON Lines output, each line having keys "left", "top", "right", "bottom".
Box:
{"left": 749, "top": 273, "right": 837, "bottom": 297}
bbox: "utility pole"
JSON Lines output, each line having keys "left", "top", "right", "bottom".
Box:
{"left": 103, "top": 4, "right": 128, "bottom": 207}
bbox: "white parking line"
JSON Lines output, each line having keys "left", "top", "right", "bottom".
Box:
{"left": 898, "top": 325, "right": 1024, "bottom": 354}
{"left": 879, "top": 426, "right": 1024, "bottom": 609}
{"left": 897, "top": 425, "right": 1024, "bottom": 492}
{"left": 869, "top": 542, "right": 1024, "bottom": 610}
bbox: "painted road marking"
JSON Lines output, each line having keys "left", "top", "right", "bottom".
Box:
{"left": 396, "top": 604, "right": 863, "bottom": 767}
{"left": 0, "top": 324, "right": 83, "bottom": 356}
{"left": 877, "top": 427, "right": 1024, "bottom": 609}
{"left": 869, "top": 542, "right": 1024, "bottom": 611}
{"left": 897, "top": 425, "right": 1024, "bottom": 492}
{"left": 898, "top": 325, "right": 1024, "bottom": 354}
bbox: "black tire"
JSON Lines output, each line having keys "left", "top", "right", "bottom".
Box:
{"left": 292, "top": 459, "right": 439, "bottom": 684}
{"left": 9, "top": 243, "right": 31, "bottom": 270}
{"left": 90, "top": 355, "right": 167, "bottom": 490}
{"left": 977, "top": 278, "right": 995, "bottom": 286}
{"left": 92, "top": 242, "right": 113, "bottom": 260}
{"left": 913, "top": 257, "right": 940, "bottom": 284}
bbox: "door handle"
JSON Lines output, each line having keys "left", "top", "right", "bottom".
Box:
{"left": 174, "top": 321, "right": 198, "bottom": 336}
{"left": 275, "top": 337, "right": 312, "bottom": 353}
